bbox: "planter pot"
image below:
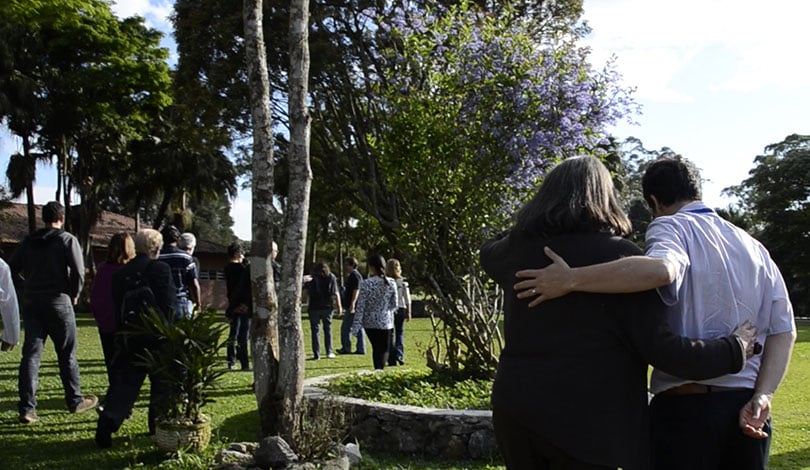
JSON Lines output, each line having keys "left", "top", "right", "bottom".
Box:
{"left": 154, "top": 414, "right": 212, "bottom": 453}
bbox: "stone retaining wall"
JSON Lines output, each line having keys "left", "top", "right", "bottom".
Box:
{"left": 303, "top": 376, "right": 498, "bottom": 461}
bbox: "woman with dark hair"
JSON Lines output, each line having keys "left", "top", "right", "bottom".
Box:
{"left": 224, "top": 242, "right": 252, "bottom": 370}
{"left": 480, "top": 156, "right": 754, "bottom": 470}
{"left": 351, "top": 254, "right": 397, "bottom": 370}
{"left": 305, "top": 261, "right": 341, "bottom": 360}
{"left": 90, "top": 232, "right": 135, "bottom": 385}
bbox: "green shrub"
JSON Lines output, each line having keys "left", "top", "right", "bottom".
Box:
{"left": 326, "top": 369, "right": 492, "bottom": 410}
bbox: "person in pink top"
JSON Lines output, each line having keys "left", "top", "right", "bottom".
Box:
{"left": 90, "top": 232, "right": 135, "bottom": 385}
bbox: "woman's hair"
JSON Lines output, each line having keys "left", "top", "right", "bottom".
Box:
{"left": 514, "top": 155, "right": 631, "bottom": 237}
{"left": 385, "top": 258, "right": 402, "bottom": 279}
{"left": 106, "top": 232, "right": 135, "bottom": 265}
{"left": 227, "top": 242, "right": 244, "bottom": 258}
{"left": 366, "top": 254, "right": 386, "bottom": 277}
{"left": 134, "top": 229, "right": 163, "bottom": 256}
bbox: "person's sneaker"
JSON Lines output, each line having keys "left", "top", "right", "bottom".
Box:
{"left": 228, "top": 363, "right": 238, "bottom": 371}
{"left": 18, "top": 412, "right": 38, "bottom": 424}
{"left": 71, "top": 395, "right": 99, "bottom": 414}
{"left": 327, "top": 353, "right": 336, "bottom": 359}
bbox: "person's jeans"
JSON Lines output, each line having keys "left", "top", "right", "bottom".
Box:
{"left": 388, "top": 308, "right": 407, "bottom": 364}
{"left": 309, "top": 309, "right": 334, "bottom": 358}
{"left": 18, "top": 294, "right": 84, "bottom": 413}
{"left": 339, "top": 312, "right": 365, "bottom": 353}
{"left": 174, "top": 298, "right": 192, "bottom": 321}
{"left": 226, "top": 315, "right": 251, "bottom": 369}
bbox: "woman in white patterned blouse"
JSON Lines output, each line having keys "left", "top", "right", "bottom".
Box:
{"left": 350, "top": 254, "right": 398, "bottom": 369}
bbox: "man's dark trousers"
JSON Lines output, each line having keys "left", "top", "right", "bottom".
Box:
{"left": 651, "top": 389, "right": 771, "bottom": 470}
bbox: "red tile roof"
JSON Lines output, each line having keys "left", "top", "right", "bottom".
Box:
{"left": 0, "top": 203, "right": 225, "bottom": 253}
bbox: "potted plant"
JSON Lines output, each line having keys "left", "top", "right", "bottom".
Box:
{"left": 135, "top": 306, "right": 228, "bottom": 452}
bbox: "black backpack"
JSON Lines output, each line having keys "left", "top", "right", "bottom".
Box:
{"left": 119, "top": 262, "right": 158, "bottom": 329}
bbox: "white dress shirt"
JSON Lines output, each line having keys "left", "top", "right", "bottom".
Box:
{"left": 646, "top": 201, "right": 795, "bottom": 393}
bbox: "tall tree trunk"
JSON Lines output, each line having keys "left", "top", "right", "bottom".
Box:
{"left": 277, "top": 0, "right": 311, "bottom": 446}
{"left": 243, "top": 0, "right": 281, "bottom": 437}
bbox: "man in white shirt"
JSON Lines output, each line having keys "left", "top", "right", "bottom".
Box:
{"left": 0, "top": 257, "right": 20, "bottom": 351}
{"left": 513, "top": 156, "right": 796, "bottom": 470}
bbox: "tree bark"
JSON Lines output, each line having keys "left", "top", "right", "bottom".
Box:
{"left": 277, "top": 0, "right": 311, "bottom": 446}
{"left": 243, "top": 0, "right": 281, "bottom": 437}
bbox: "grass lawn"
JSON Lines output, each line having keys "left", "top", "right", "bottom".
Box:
{"left": 0, "top": 313, "right": 807, "bottom": 469}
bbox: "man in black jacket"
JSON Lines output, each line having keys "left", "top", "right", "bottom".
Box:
{"left": 10, "top": 201, "right": 98, "bottom": 424}
{"left": 95, "top": 228, "right": 177, "bottom": 448}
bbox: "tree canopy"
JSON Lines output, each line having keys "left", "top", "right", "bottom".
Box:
{"left": 725, "top": 134, "right": 810, "bottom": 315}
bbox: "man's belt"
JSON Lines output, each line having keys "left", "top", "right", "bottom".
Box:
{"left": 659, "top": 383, "right": 750, "bottom": 396}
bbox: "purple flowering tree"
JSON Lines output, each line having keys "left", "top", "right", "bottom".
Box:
{"left": 358, "top": 2, "right": 636, "bottom": 378}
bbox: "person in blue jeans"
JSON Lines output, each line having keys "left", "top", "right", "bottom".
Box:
{"left": 386, "top": 258, "right": 411, "bottom": 366}
{"left": 224, "top": 242, "right": 251, "bottom": 370}
{"left": 338, "top": 257, "right": 365, "bottom": 354}
{"left": 306, "top": 262, "right": 342, "bottom": 359}
{"left": 9, "top": 201, "right": 98, "bottom": 424}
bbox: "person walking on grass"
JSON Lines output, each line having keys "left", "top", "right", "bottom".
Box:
{"left": 338, "top": 256, "right": 365, "bottom": 355}
{"left": 385, "top": 258, "right": 411, "bottom": 366}
{"left": 178, "top": 232, "right": 202, "bottom": 313}
{"left": 351, "top": 254, "right": 397, "bottom": 370}
{"left": 0, "top": 254, "right": 20, "bottom": 353}
{"left": 95, "top": 229, "right": 177, "bottom": 448}
{"left": 305, "top": 262, "right": 342, "bottom": 360}
{"left": 159, "top": 225, "right": 200, "bottom": 320}
{"left": 90, "top": 232, "right": 135, "bottom": 386}
{"left": 224, "top": 242, "right": 251, "bottom": 371}
{"left": 9, "top": 201, "right": 98, "bottom": 424}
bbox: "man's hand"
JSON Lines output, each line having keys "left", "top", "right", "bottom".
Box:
{"left": 514, "top": 247, "right": 572, "bottom": 307}
{"left": 732, "top": 320, "right": 758, "bottom": 358}
{"left": 739, "top": 393, "right": 771, "bottom": 439}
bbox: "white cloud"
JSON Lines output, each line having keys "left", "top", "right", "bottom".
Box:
{"left": 584, "top": 0, "right": 810, "bottom": 100}
{"left": 109, "top": 0, "right": 173, "bottom": 31}
{"left": 230, "top": 190, "right": 253, "bottom": 241}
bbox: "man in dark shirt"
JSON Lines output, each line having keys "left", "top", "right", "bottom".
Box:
{"left": 224, "top": 242, "right": 251, "bottom": 370}
{"left": 158, "top": 225, "right": 200, "bottom": 320}
{"left": 9, "top": 201, "right": 98, "bottom": 424}
{"left": 337, "top": 256, "right": 365, "bottom": 355}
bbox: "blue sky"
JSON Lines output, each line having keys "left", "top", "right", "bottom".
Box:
{"left": 2, "top": 0, "right": 809, "bottom": 241}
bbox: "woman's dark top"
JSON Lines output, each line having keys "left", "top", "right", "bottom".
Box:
{"left": 224, "top": 261, "right": 251, "bottom": 315}
{"left": 480, "top": 230, "right": 744, "bottom": 469}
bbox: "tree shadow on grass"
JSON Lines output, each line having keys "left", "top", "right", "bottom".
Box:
{"left": 217, "top": 408, "right": 261, "bottom": 443}
{"left": 770, "top": 447, "right": 810, "bottom": 469}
